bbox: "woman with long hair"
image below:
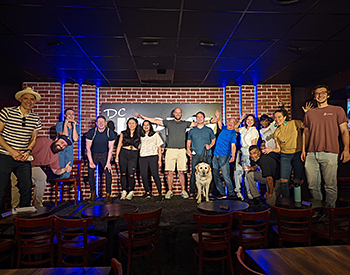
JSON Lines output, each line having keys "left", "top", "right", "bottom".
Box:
{"left": 116, "top": 117, "right": 141, "bottom": 200}
{"left": 139, "top": 120, "right": 164, "bottom": 201}
{"left": 234, "top": 113, "right": 259, "bottom": 200}
{"left": 263, "top": 109, "right": 304, "bottom": 198}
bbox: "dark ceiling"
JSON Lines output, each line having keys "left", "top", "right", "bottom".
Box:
{"left": 1, "top": 0, "right": 350, "bottom": 92}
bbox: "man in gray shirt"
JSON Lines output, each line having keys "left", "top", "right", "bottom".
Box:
{"left": 136, "top": 108, "right": 217, "bottom": 199}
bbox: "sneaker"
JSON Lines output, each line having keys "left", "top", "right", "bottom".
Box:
{"left": 165, "top": 190, "right": 173, "bottom": 199}
{"left": 216, "top": 194, "right": 227, "bottom": 200}
{"left": 142, "top": 192, "right": 151, "bottom": 199}
{"left": 126, "top": 191, "right": 134, "bottom": 200}
{"left": 236, "top": 192, "right": 244, "bottom": 201}
{"left": 189, "top": 193, "right": 195, "bottom": 200}
{"left": 120, "top": 190, "right": 127, "bottom": 200}
{"left": 247, "top": 193, "right": 254, "bottom": 200}
{"left": 181, "top": 190, "right": 189, "bottom": 199}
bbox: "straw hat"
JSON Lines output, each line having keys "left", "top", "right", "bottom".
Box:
{"left": 15, "top": 87, "right": 41, "bottom": 102}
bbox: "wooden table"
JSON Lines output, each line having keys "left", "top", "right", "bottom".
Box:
{"left": 81, "top": 203, "right": 139, "bottom": 259}
{"left": 0, "top": 206, "right": 52, "bottom": 225}
{"left": 1, "top": 266, "right": 111, "bottom": 274}
{"left": 197, "top": 199, "right": 249, "bottom": 214}
{"left": 276, "top": 198, "right": 329, "bottom": 209}
{"left": 246, "top": 245, "right": 350, "bottom": 275}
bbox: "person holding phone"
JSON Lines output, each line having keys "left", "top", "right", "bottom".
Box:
{"left": 55, "top": 108, "right": 79, "bottom": 178}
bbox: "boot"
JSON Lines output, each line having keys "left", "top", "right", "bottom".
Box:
{"left": 104, "top": 193, "right": 111, "bottom": 204}
{"left": 88, "top": 190, "right": 97, "bottom": 202}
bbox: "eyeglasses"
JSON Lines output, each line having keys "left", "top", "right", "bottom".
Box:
{"left": 314, "top": 91, "right": 327, "bottom": 97}
{"left": 22, "top": 117, "right": 26, "bottom": 127}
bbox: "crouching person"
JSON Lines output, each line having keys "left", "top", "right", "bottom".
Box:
{"left": 245, "top": 145, "right": 281, "bottom": 206}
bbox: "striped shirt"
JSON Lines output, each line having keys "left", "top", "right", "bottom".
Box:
{"left": 0, "top": 106, "right": 41, "bottom": 155}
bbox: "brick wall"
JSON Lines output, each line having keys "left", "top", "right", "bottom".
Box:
{"left": 23, "top": 82, "right": 291, "bottom": 203}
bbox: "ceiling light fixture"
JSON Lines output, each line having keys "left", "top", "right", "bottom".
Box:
{"left": 199, "top": 41, "right": 216, "bottom": 47}
{"left": 142, "top": 40, "right": 160, "bottom": 45}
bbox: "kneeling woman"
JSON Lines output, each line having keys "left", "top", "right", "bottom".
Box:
{"left": 116, "top": 118, "right": 141, "bottom": 200}
{"left": 264, "top": 109, "right": 304, "bottom": 198}
{"left": 139, "top": 120, "right": 164, "bottom": 201}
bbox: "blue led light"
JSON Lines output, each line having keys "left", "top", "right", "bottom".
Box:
{"left": 78, "top": 85, "right": 82, "bottom": 200}
{"left": 223, "top": 86, "right": 226, "bottom": 126}
{"left": 254, "top": 85, "right": 258, "bottom": 119}
{"left": 60, "top": 83, "right": 65, "bottom": 122}
{"left": 239, "top": 85, "right": 242, "bottom": 124}
{"left": 95, "top": 86, "right": 99, "bottom": 194}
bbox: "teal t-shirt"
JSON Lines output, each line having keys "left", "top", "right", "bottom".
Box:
{"left": 187, "top": 126, "right": 215, "bottom": 156}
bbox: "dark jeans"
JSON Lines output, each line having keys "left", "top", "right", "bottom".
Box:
{"left": 190, "top": 154, "right": 212, "bottom": 195}
{"left": 88, "top": 152, "right": 112, "bottom": 194}
{"left": 119, "top": 148, "right": 138, "bottom": 191}
{"left": 139, "top": 155, "right": 162, "bottom": 195}
{"left": 280, "top": 151, "right": 304, "bottom": 198}
{"left": 0, "top": 154, "right": 32, "bottom": 212}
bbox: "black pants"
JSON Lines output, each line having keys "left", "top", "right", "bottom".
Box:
{"left": 119, "top": 148, "right": 138, "bottom": 191}
{"left": 0, "top": 154, "right": 32, "bottom": 212}
{"left": 139, "top": 155, "right": 162, "bottom": 195}
{"left": 88, "top": 152, "right": 112, "bottom": 193}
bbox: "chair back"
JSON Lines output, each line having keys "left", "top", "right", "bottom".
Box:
{"left": 123, "top": 208, "right": 162, "bottom": 249}
{"left": 272, "top": 206, "right": 314, "bottom": 246}
{"left": 193, "top": 212, "right": 234, "bottom": 254}
{"left": 326, "top": 206, "right": 350, "bottom": 244}
{"left": 235, "top": 246, "right": 265, "bottom": 275}
{"left": 55, "top": 216, "right": 96, "bottom": 267}
{"left": 111, "top": 258, "right": 123, "bottom": 275}
{"left": 13, "top": 216, "right": 55, "bottom": 268}
{"left": 234, "top": 209, "right": 270, "bottom": 248}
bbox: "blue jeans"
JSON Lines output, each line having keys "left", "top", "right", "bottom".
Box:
{"left": 212, "top": 155, "right": 234, "bottom": 196}
{"left": 0, "top": 154, "right": 32, "bottom": 212}
{"left": 234, "top": 147, "right": 251, "bottom": 194}
{"left": 58, "top": 145, "right": 74, "bottom": 179}
{"left": 305, "top": 152, "right": 338, "bottom": 207}
{"left": 190, "top": 154, "right": 212, "bottom": 194}
{"left": 280, "top": 151, "right": 304, "bottom": 198}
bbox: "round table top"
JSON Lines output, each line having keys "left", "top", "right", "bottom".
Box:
{"left": 197, "top": 200, "right": 249, "bottom": 215}
{"left": 81, "top": 203, "right": 139, "bottom": 221}
{"left": 0, "top": 206, "right": 52, "bottom": 225}
{"left": 276, "top": 198, "right": 329, "bottom": 209}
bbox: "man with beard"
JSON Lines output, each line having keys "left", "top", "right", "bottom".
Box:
{"left": 302, "top": 84, "right": 350, "bottom": 207}
{"left": 25, "top": 135, "right": 72, "bottom": 207}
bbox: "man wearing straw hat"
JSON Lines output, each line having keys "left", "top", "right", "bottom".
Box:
{"left": 0, "top": 87, "right": 41, "bottom": 212}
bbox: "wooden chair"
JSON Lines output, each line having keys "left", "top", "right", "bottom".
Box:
{"left": 52, "top": 159, "right": 83, "bottom": 206}
{"left": 55, "top": 216, "right": 107, "bottom": 267}
{"left": 235, "top": 246, "right": 265, "bottom": 275}
{"left": 192, "top": 212, "right": 234, "bottom": 275}
{"left": 312, "top": 206, "right": 350, "bottom": 245}
{"left": 111, "top": 258, "right": 123, "bottom": 275}
{"left": 0, "top": 238, "right": 16, "bottom": 268}
{"left": 13, "top": 216, "right": 55, "bottom": 268}
{"left": 272, "top": 206, "right": 315, "bottom": 247}
{"left": 118, "top": 208, "right": 162, "bottom": 275}
{"left": 232, "top": 209, "right": 270, "bottom": 249}
{"left": 337, "top": 177, "right": 350, "bottom": 204}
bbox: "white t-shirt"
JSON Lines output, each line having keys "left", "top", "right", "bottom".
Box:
{"left": 140, "top": 133, "right": 164, "bottom": 157}
{"left": 239, "top": 127, "right": 259, "bottom": 148}
{"left": 260, "top": 123, "right": 278, "bottom": 148}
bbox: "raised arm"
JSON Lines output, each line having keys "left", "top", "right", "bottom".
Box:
{"left": 234, "top": 113, "right": 246, "bottom": 132}
{"left": 302, "top": 102, "right": 314, "bottom": 113}
{"left": 214, "top": 109, "right": 222, "bottom": 130}
{"left": 134, "top": 112, "right": 164, "bottom": 126}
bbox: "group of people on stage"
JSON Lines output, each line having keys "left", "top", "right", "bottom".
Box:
{"left": 0, "top": 84, "right": 349, "bottom": 212}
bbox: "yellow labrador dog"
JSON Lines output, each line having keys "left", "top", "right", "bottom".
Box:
{"left": 195, "top": 162, "right": 212, "bottom": 204}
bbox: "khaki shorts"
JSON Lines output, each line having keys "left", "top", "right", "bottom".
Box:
{"left": 165, "top": 148, "right": 187, "bottom": 171}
